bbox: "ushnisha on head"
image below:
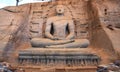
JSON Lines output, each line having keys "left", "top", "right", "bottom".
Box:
{"left": 56, "top": 5, "right": 65, "bottom": 15}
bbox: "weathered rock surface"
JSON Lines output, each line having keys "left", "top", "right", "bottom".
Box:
{"left": 0, "top": 0, "right": 120, "bottom": 64}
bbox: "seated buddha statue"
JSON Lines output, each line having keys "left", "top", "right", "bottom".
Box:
{"left": 31, "top": 5, "right": 90, "bottom": 48}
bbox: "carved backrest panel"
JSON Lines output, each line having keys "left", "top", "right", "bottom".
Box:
{"left": 29, "top": 1, "right": 90, "bottom": 39}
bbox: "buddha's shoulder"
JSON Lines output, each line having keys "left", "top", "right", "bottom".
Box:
{"left": 47, "top": 16, "right": 73, "bottom": 21}
{"left": 64, "top": 16, "right": 72, "bottom": 19}
{"left": 47, "top": 16, "right": 57, "bottom": 21}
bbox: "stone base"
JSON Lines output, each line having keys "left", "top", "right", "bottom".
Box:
{"left": 19, "top": 48, "right": 96, "bottom": 54}
{"left": 18, "top": 48, "right": 100, "bottom": 67}
{"left": 18, "top": 66, "right": 97, "bottom": 72}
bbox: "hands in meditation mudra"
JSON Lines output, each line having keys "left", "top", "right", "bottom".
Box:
{"left": 31, "top": 5, "right": 90, "bottom": 48}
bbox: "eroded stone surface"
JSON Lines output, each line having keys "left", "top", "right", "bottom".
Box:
{"left": 0, "top": 0, "right": 120, "bottom": 68}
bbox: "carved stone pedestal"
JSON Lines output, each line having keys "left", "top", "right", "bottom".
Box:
{"left": 18, "top": 48, "right": 100, "bottom": 66}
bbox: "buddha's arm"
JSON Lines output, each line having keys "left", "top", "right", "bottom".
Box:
{"left": 45, "top": 19, "right": 54, "bottom": 39}
{"left": 66, "top": 20, "right": 75, "bottom": 40}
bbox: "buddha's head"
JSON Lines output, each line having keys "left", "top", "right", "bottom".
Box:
{"left": 56, "top": 5, "right": 65, "bottom": 14}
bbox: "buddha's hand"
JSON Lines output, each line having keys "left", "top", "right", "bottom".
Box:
{"left": 51, "top": 37, "right": 66, "bottom": 40}
{"left": 69, "top": 39, "right": 75, "bottom": 42}
{"left": 66, "top": 39, "right": 75, "bottom": 43}
{"left": 51, "top": 37, "right": 59, "bottom": 40}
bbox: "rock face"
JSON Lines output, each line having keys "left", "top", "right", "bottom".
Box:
{"left": 0, "top": 0, "right": 120, "bottom": 64}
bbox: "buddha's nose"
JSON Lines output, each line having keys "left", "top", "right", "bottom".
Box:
{"left": 59, "top": 9, "right": 61, "bottom": 12}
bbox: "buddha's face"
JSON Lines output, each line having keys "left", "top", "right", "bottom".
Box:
{"left": 56, "top": 5, "right": 65, "bottom": 14}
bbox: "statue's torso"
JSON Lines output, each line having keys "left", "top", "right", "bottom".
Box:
{"left": 53, "top": 20, "right": 68, "bottom": 39}
{"left": 50, "top": 16, "right": 71, "bottom": 39}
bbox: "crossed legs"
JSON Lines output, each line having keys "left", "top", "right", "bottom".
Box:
{"left": 31, "top": 38, "right": 89, "bottom": 48}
